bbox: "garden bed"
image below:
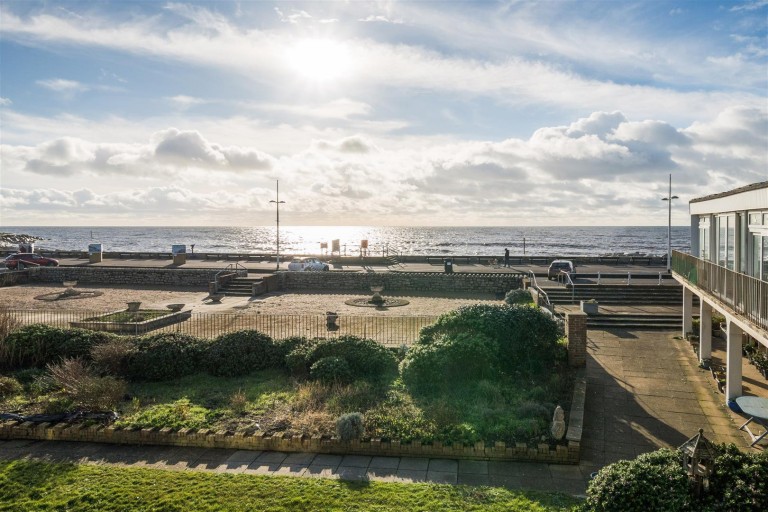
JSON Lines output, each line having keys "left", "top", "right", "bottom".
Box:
{"left": 70, "top": 309, "right": 191, "bottom": 334}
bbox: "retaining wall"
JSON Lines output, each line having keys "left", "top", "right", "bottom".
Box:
{"left": 0, "top": 270, "right": 28, "bottom": 287}
{"left": 279, "top": 271, "right": 523, "bottom": 294}
{"left": 26, "top": 267, "right": 218, "bottom": 287}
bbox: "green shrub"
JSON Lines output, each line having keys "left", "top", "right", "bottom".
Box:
{"left": 127, "top": 333, "right": 208, "bottom": 381}
{"left": 0, "top": 325, "right": 117, "bottom": 370}
{"left": 584, "top": 448, "right": 691, "bottom": 512}
{"left": 400, "top": 332, "right": 498, "bottom": 393}
{"left": 273, "top": 336, "right": 310, "bottom": 368}
{"left": 205, "top": 330, "right": 278, "bottom": 377}
{"left": 705, "top": 444, "right": 768, "bottom": 511}
{"left": 0, "top": 375, "right": 23, "bottom": 398}
{"left": 418, "top": 304, "right": 560, "bottom": 377}
{"left": 90, "top": 337, "right": 136, "bottom": 376}
{"left": 504, "top": 288, "right": 532, "bottom": 305}
{"left": 310, "top": 356, "right": 353, "bottom": 385}
{"left": 336, "top": 412, "right": 364, "bottom": 441}
{"left": 287, "top": 336, "right": 397, "bottom": 382}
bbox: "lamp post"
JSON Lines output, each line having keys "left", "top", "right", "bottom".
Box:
{"left": 661, "top": 173, "right": 679, "bottom": 272}
{"left": 269, "top": 180, "right": 285, "bottom": 270}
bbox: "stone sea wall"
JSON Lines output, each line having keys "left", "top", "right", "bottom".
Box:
{"left": 279, "top": 271, "right": 524, "bottom": 294}
{"left": 26, "top": 267, "right": 218, "bottom": 287}
{"left": 21, "top": 267, "right": 524, "bottom": 295}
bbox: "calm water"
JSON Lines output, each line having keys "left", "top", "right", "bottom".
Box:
{"left": 2, "top": 226, "right": 690, "bottom": 257}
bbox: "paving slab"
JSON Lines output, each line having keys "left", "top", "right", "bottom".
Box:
{"left": 397, "top": 457, "right": 430, "bottom": 471}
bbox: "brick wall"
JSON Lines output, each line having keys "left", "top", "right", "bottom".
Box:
{"left": 566, "top": 312, "right": 587, "bottom": 367}
{"left": 0, "top": 270, "right": 28, "bottom": 287}
{"left": 26, "top": 267, "right": 218, "bottom": 287}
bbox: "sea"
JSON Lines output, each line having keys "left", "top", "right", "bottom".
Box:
{"left": 1, "top": 226, "right": 691, "bottom": 257}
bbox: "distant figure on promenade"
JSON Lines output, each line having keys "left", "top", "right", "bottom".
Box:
{"left": 504, "top": 248, "right": 510, "bottom": 267}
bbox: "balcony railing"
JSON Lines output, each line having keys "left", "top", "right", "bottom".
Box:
{"left": 672, "top": 250, "right": 767, "bottom": 333}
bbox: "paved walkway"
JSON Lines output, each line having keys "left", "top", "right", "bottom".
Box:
{"left": 1, "top": 330, "right": 761, "bottom": 497}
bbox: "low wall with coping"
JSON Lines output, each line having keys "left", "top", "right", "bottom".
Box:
{"left": 0, "top": 270, "right": 28, "bottom": 287}
{"left": 0, "top": 371, "right": 585, "bottom": 463}
{"left": 279, "top": 271, "right": 524, "bottom": 295}
{"left": 25, "top": 267, "right": 219, "bottom": 287}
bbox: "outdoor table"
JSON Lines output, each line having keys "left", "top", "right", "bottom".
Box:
{"left": 735, "top": 396, "right": 768, "bottom": 447}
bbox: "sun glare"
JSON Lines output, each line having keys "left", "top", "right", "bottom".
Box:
{"left": 286, "top": 38, "right": 351, "bottom": 84}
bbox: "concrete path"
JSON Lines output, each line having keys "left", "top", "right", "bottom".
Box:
{"left": 1, "top": 329, "right": 761, "bottom": 498}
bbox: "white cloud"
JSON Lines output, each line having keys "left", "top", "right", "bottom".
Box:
{"left": 36, "top": 78, "right": 88, "bottom": 92}
{"left": 1, "top": 108, "right": 764, "bottom": 226}
{"left": 0, "top": 97, "right": 11, "bottom": 106}
{"left": 167, "top": 95, "right": 206, "bottom": 109}
{"left": 274, "top": 7, "right": 311, "bottom": 24}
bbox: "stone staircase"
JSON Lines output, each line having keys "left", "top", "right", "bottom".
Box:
{"left": 543, "top": 284, "right": 689, "bottom": 306}
{"left": 541, "top": 283, "right": 696, "bottom": 330}
{"left": 216, "top": 276, "right": 265, "bottom": 297}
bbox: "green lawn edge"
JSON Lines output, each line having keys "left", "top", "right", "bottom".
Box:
{"left": 0, "top": 459, "right": 581, "bottom": 512}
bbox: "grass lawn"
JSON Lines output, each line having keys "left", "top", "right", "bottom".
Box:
{"left": 0, "top": 460, "right": 581, "bottom": 511}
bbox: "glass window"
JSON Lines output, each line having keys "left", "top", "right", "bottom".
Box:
{"left": 740, "top": 213, "right": 747, "bottom": 273}
{"left": 763, "top": 235, "right": 768, "bottom": 282}
{"left": 699, "top": 227, "right": 710, "bottom": 260}
{"left": 749, "top": 213, "right": 762, "bottom": 225}
{"left": 753, "top": 234, "right": 762, "bottom": 279}
{"left": 727, "top": 216, "right": 735, "bottom": 270}
{"left": 718, "top": 216, "right": 726, "bottom": 267}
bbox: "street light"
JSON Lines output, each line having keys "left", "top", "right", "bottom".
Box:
{"left": 661, "top": 173, "right": 679, "bottom": 272}
{"left": 269, "top": 180, "right": 285, "bottom": 270}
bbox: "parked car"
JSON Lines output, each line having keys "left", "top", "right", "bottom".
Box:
{"left": 547, "top": 259, "right": 575, "bottom": 280}
{"left": 4, "top": 253, "right": 59, "bottom": 269}
{"left": 287, "top": 257, "right": 330, "bottom": 272}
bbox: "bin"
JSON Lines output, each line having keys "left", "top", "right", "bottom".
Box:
{"left": 444, "top": 259, "right": 453, "bottom": 273}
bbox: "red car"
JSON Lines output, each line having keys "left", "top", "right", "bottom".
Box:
{"left": 4, "top": 253, "right": 59, "bottom": 269}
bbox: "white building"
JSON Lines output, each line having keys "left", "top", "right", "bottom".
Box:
{"left": 673, "top": 181, "right": 767, "bottom": 402}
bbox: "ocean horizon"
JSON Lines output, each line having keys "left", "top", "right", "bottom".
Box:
{"left": 1, "top": 225, "right": 691, "bottom": 257}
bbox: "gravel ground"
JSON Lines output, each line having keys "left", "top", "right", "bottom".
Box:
{"left": 0, "top": 284, "right": 500, "bottom": 315}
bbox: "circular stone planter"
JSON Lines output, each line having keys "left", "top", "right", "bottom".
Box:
{"left": 344, "top": 297, "right": 410, "bottom": 308}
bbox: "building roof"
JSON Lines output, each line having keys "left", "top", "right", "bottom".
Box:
{"left": 690, "top": 181, "right": 768, "bottom": 204}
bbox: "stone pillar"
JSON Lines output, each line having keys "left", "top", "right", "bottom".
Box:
{"left": 699, "top": 301, "right": 712, "bottom": 362}
{"left": 725, "top": 320, "right": 743, "bottom": 401}
{"left": 682, "top": 287, "right": 693, "bottom": 337}
{"left": 566, "top": 312, "right": 587, "bottom": 367}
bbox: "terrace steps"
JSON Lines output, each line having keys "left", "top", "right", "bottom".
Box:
{"left": 218, "top": 276, "right": 263, "bottom": 297}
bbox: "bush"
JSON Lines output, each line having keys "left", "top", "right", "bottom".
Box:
{"left": 706, "top": 444, "right": 768, "bottom": 511}
{"left": 400, "top": 332, "right": 498, "bottom": 393}
{"left": 504, "top": 288, "right": 532, "bottom": 305}
{"left": 287, "top": 336, "right": 397, "bottom": 382}
{"left": 336, "top": 412, "right": 364, "bottom": 441}
{"left": 418, "top": 304, "right": 560, "bottom": 377}
{"left": 0, "top": 325, "right": 117, "bottom": 370}
{"left": 90, "top": 337, "right": 136, "bottom": 376}
{"left": 206, "top": 330, "right": 278, "bottom": 377}
{"left": 584, "top": 448, "right": 690, "bottom": 512}
{"left": 127, "top": 333, "right": 208, "bottom": 381}
{"left": 273, "top": 336, "right": 310, "bottom": 368}
{"left": 310, "top": 356, "right": 353, "bottom": 385}
{"left": 46, "top": 358, "right": 126, "bottom": 411}
{"left": 0, "top": 375, "right": 23, "bottom": 398}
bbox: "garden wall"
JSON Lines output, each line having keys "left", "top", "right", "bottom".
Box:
{"left": 279, "top": 271, "right": 524, "bottom": 295}
{"left": 0, "top": 371, "right": 586, "bottom": 463}
{"left": 0, "top": 270, "right": 28, "bottom": 288}
{"left": 26, "top": 267, "right": 218, "bottom": 287}
{"left": 21, "top": 267, "right": 523, "bottom": 295}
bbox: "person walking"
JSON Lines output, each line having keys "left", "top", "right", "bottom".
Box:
{"left": 504, "top": 248, "right": 510, "bottom": 267}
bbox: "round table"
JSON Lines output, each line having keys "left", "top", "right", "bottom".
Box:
{"left": 735, "top": 396, "right": 768, "bottom": 447}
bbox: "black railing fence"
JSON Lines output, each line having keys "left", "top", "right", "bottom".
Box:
{"left": 2, "top": 310, "right": 439, "bottom": 346}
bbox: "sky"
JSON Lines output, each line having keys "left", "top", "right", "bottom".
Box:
{"left": 0, "top": 0, "right": 766, "bottom": 227}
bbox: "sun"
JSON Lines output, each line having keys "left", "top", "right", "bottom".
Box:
{"left": 285, "top": 38, "right": 351, "bottom": 84}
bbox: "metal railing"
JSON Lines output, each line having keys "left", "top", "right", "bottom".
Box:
{"left": 2, "top": 310, "right": 438, "bottom": 347}
{"left": 672, "top": 250, "right": 767, "bottom": 333}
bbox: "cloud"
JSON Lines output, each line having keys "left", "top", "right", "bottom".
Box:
{"left": 274, "top": 7, "right": 311, "bottom": 24}
{"left": 730, "top": 0, "right": 768, "bottom": 12}
{"left": 358, "top": 15, "right": 403, "bottom": 24}
{"left": 167, "top": 95, "right": 206, "bottom": 109}
{"left": 1, "top": 108, "right": 765, "bottom": 225}
{"left": 36, "top": 78, "right": 88, "bottom": 92}
{"left": 0, "top": 97, "right": 12, "bottom": 106}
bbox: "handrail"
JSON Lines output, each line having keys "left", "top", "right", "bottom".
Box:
{"left": 558, "top": 270, "right": 576, "bottom": 304}
{"left": 526, "top": 270, "right": 557, "bottom": 316}
{"left": 672, "top": 250, "right": 767, "bottom": 333}
{"left": 214, "top": 263, "right": 248, "bottom": 290}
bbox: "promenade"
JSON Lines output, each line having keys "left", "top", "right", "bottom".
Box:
{"left": 1, "top": 329, "right": 759, "bottom": 498}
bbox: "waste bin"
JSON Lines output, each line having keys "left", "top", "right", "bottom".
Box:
{"left": 444, "top": 259, "right": 453, "bottom": 273}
